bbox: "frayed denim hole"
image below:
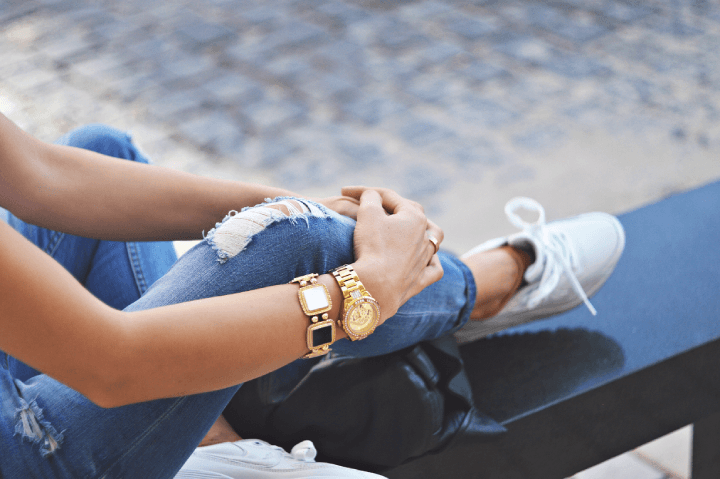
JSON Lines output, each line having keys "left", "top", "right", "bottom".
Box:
{"left": 14, "top": 398, "right": 64, "bottom": 457}
{"left": 203, "top": 200, "right": 325, "bottom": 263}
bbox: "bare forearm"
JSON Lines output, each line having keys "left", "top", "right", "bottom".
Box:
{"left": 108, "top": 274, "right": 348, "bottom": 407}
{"left": 0, "top": 217, "right": 351, "bottom": 408}
{"left": 0, "top": 114, "right": 295, "bottom": 240}
{"left": 31, "top": 146, "right": 293, "bottom": 240}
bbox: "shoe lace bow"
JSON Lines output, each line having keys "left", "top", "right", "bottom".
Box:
{"left": 505, "top": 197, "right": 597, "bottom": 316}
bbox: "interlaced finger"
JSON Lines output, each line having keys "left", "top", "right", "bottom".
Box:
{"left": 356, "top": 189, "right": 386, "bottom": 222}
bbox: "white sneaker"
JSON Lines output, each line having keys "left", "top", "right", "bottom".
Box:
{"left": 454, "top": 197, "right": 625, "bottom": 343}
{"left": 174, "top": 439, "right": 387, "bottom": 479}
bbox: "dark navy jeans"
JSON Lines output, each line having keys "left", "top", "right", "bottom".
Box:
{"left": 0, "top": 125, "right": 477, "bottom": 478}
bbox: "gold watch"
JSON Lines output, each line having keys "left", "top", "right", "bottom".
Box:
{"left": 290, "top": 273, "right": 335, "bottom": 358}
{"left": 331, "top": 265, "right": 380, "bottom": 341}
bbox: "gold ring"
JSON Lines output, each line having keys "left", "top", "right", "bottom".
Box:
{"left": 428, "top": 235, "right": 440, "bottom": 255}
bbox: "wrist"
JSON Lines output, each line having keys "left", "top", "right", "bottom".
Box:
{"left": 349, "top": 260, "right": 396, "bottom": 324}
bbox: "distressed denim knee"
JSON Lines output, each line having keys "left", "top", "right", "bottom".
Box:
{"left": 204, "top": 198, "right": 331, "bottom": 264}
{"left": 124, "top": 197, "right": 356, "bottom": 313}
{"left": 201, "top": 197, "right": 357, "bottom": 282}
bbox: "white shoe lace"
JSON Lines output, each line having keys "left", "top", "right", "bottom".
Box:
{"left": 250, "top": 439, "right": 317, "bottom": 462}
{"left": 290, "top": 440, "right": 317, "bottom": 462}
{"left": 505, "top": 197, "right": 597, "bottom": 316}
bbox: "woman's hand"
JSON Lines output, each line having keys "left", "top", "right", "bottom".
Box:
{"left": 312, "top": 195, "right": 360, "bottom": 219}
{"left": 342, "top": 186, "right": 444, "bottom": 322}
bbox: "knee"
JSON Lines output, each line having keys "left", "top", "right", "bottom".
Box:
{"left": 55, "top": 124, "right": 148, "bottom": 164}
{"left": 204, "top": 198, "right": 354, "bottom": 271}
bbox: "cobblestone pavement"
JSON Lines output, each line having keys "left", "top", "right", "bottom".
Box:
{"left": 0, "top": 1, "right": 715, "bottom": 476}
{"left": 3, "top": 0, "right": 720, "bottom": 253}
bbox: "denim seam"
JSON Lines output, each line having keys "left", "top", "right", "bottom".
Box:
{"left": 126, "top": 242, "right": 149, "bottom": 295}
{"left": 44, "top": 231, "right": 65, "bottom": 257}
{"left": 98, "top": 396, "right": 188, "bottom": 479}
{"left": 452, "top": 256, "right": 478, "bottom": 334}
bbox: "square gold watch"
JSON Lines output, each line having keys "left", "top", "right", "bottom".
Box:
{"left": 290, "top": 273, "right": 335, "bottom": 358}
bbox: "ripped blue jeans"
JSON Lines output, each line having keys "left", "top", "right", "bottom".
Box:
{"left": 0, "top": 125, "right": 476, "bottom": 479}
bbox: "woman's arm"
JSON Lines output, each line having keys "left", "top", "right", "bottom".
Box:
{"left": 0, "top": 113, "right": 300, "bottom": 240}
{"left": 0, "top": 189, "right": 443, "bottom": 408}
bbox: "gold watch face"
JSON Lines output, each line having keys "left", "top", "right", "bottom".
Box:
{"left": 344, "top": 298, "right": 380, "bottom": 337}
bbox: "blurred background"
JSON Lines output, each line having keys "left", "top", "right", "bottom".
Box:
{"left": 1, "top": 0, "right": 716, "bottom": 477}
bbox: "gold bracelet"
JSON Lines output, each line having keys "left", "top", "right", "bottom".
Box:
{"left": 290, "top": 273, "right": 335, "bottom": 358}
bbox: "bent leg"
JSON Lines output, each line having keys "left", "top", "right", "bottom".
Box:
{"left": 1, "top": 197, "right": 475, "bottom": 478}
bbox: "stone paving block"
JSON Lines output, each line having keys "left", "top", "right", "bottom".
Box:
{"left": 264, "top": 57, "right": 312, "bottom": 82}
{"left": 452, "top": 95, "right": 518, "bottom": 127}
{"left": 38, "top": 32, "right": 96, "bottom": 60}
{"left": 639, "top": 14, "right": 704, "bottom": 37}
{"left": 599, "top": 35, "right": 690, "bottom": 74}
{"left": 175, "top": 110, "right": 244, "bottom": 154}
{"left": 407, "top": 75, "right": 453, "bottom": 104}
{"left": 0, "top": 1, "right": 38, "bottom": 25}
{"left": 445, "top": 15, "right": 498, "bottom": 41}
{"left": 414, "top": 42, "right": 464, "bottom": 66}
{"left": 174, "top": 12, "right": 236, "bottom": 48}
{"left": 227, "top": 39, "right": 275, "bottom": 64}
{"left": 336, "top": 140, "right": 384, "bottom": 167}
{"left": 203, "top": 74, "right": 264, "bottom": 104}
{"left": 399, "top": 119, "right": 455, "bottom": 147}
{"left": 0, "top": 47, "right": 41, "bottom": 79}
{"left": 401, "top": 165, "right": 450, "bottom": 199}
{"left": 240, "top": 5, "right": 282, "bottom": 25}
{"left": 89, "top": 18, "right": 138, "bottom": 44}
{"left": 107, "top": 71, "right": 159, "bottom": 101}
{"left": 461, "top": 61, "right": 508, "bottom": 83}
{"left": 147, "top": 88, "right": 209, "bottom": 118}
{"left": 364, "top": 57, "right": 418, "bottom": 85}
{"left": 72, "top": 54, "right": 128, "bottom": 80}
{"left": 242, "top": 98, "right": 307, "bottom": 130}
{"left": 398, "top": 1, "right": 453, "bottom": 19}
{"left": 445, "top": 0, "right": 496, "bottom": 6}
{"left": 276, "top": 153, "right": 342, "bottom": 190}
{"left": 264, "top": 21, "right": 330, "bottom": 54}
{"left": 313, "top": 40, "right": 365, "bottom": 71}
{"left": 300, "top": 71, "right": 361, "bottom": 100}
{"left": 494, "top": 36, "right": 553, "bottom": 64}
{"left": 317, "top": 1, "right": 371, "bottom": 26}
{"left": 342, "top": 95, "right": 406, "bottom": 125}
{"left": 259, "top": 139, "right": 299, "bottom": 168}
{"left": 543, "top": 53, "right": 612, "bottom": 79}
{"left": 159, "top": 53, "right": 216, "bottom": 83}
{"left": 594, "top": 0, "right": 655, "bottom": 23}
{"left": 4, "top": 68, "right": 57, "bottom": 92}
{"left": 56, "top": 4, "right": 112, "bottom": 25}
{"left": 125, "top": 38, "right": 175, "bottom": 61}
{"left": 375, "top": 19, "right": 429, "bottom": 52}
{"left": 526, "top": 4, "right": 612, "bottom": 43}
